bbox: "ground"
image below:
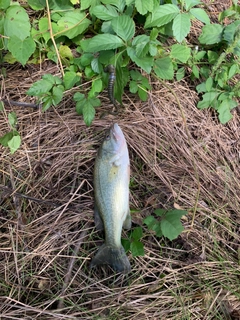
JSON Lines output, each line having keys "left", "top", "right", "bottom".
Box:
{"left": 0, "top": 1, "right": 240, "bottom": 319}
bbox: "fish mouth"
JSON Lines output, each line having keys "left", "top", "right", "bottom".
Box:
{"left": 111, "top": 123, "right": 121, "bottom": 141}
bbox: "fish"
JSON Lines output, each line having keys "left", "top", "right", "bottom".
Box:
{"left": 91, "top": 123, "right": 131, "bottom": 273}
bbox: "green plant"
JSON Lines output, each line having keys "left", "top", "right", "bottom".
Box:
{"left": 122, "top": 208, "right": 187, "bottom": 257}
{"left": 1, "top": 0, "right": 239, "bottom": 130}
{"left": 0, "top": 105, "right": 21, "bottom": 154}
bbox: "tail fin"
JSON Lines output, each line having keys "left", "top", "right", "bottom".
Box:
{"left": 90, "top": 243, "right": 131, "bottom": 274}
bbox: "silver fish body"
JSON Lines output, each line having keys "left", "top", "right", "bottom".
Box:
{"left": 91, "top": 123, "right": 131, "bottom": 273}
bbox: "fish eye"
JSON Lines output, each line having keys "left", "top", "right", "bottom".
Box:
{"left": 105, "top": 134, "right": 110, "bottom": 140}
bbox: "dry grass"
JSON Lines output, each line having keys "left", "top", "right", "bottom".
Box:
{"left": 0, "top": 1, "right": 240, "bottom": 319}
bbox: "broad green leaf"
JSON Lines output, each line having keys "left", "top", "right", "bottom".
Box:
{"left": 217, "top": 99, "right": 238, "bottom": 124}
{"left": 27, "top": 0, "right": 46, "bottom": 10}
{"left": 42, "top": 73, "right": 61, "bottom": 85}
{"left": 73, "top": 92, "right": 85, "bottom": 102}
{"left": 173, "top": 13, "right": 191, "bottom": 42}
{"left": 42, "top": 95, "right": 53, "bottom": 111}
{"left": 81, "top": 34, "right": 124, "bottom": 52}
{"left": 205, "top": 77, "right": 213, "bottom": 92}
{"left": 92, "top": 4, "right": 118, "bottom": 20}
{"left": 91, "top": 57, "right": 102, "bottom": 73}
{"left": 130, "top": 241, "right": 144, "bottom": 257}
{"left": 8, "top": 135, "right": 21, "bottom": 154}
{"left": 75, "top": 98, "right": 87, "bottom": 115}
{"left": 88, "top": 78, "right": 103, "bottom": 98}
{"left": 102, "top": 0, "right": 125, "bottom": 12}
{"left": 7, "top": 36, "right": 36, "bottom": 65}
{"left": 155, "top": 208, "right": 167, "bottom": 217}
{"left": 39, "top": 17, "right": 51, "bottom": 42}
{"left": 52, "top": 85, "right": 64, "bottom": 105}
{"left": 135, "top": 0, "right": 153, "bottom": 15}
{"left": 127, "top": 47, "right": 153, "bottom": 73}
{"left": 197, "top": 91, "right": 219, "bottom": 109}
{"left": 80, "top": 53, "right": 94, "bottom": 66}
{"left": 144, "top": 4, "right": 179, "bottom": 28}
{"left": 111, "top": 15, "right": 135, "bottom": 41}
{"left": 27, "top": 79, "right": 53, "bottom": 96}
{"left": 138, "top": 86, "right": 148, "bottom": 101}
{"left": 161, "top": 209, "right": 187, "bottom": 241}
{"left": 199, "top": 24, "right": 223, "bottom": 45}
{"left": 228, "top": 64, "right": 238, "bottom": 79}
{"left": 89, "top": 97, "right": 101, "bottom": 107}
{"left": 129, "top": 81, "right": 138, "bottom": 93}
{"left": 153, "top": 57, "right": 174, "bottom": 80}
{"left": 130, "top": 70, "right": 142, "bottom": 81}
{"left": 57, "top": 12, "right": 91, "bottom": 39}
{"left": 8, "top": 112, "right": 17, "bottom": 128}
{"left": 4, "top": 5, "right": 30, "bottom": 40}
{"left": 170, "top": 44, "right": 191, "bottom": 63}
{"left": 83, "top": 102, "right": 95, "bottom": 126}
{"left": 144, "top": 215, "right": 157, "bottom": 229}
{"left": 192, "top": 65, "right": 199, "bottom": 78}
{"left": 63, "top": 71, "right": 81, "bottom": 90}
{"left": 176, "top": 67, "right": 185, "bottom": 81}
{"left": 0, "top": 132, "right": 14, "bottom": 147}
{"left": 121, "top": 238, "right": 131, "bottom": 253}
{"left": 190, "top": 8, "right": 210, "bottom": 24}
{"left": 132, "top": 227, "right": 143, "bottom": 241}
{"left": 0, "top": 0, "right": 10, "bottom": 10}
{"left": 132, "top": 34, "right": 150, "bottom": 57}
{"left": 223, "top": 21, "right": 240, "bottom": 44}
{"left": 184, "top": 0, "right": 202, "bottom": 11}
{"left": 207, "top": 51, "right": 219, "bottom": 64}
{"left": 59, "top": 45, "right": 73, "bottom": 60}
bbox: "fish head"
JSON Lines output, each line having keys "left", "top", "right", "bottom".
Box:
{"left": 101, "top": 123, "right": 126, "bottom": 155}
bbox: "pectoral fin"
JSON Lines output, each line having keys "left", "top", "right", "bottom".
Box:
{"left": 123, "top": 209, "right": 131, "bottom": 230}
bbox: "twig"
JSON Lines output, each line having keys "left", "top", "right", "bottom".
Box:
{"left": 45, "top": 0, "right": 64, "bottom": 77}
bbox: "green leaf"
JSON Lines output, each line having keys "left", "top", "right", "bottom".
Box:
{"left": 176, "top": 67, "right": 185, "bottom": 81}
{"left": 228, "top": 64, "right": 238, "bottom": 79}
{"left": 205, "top": 77, "right": 213, "bottom": 92}
{"left": 75, "top": 98, "right": 87, "bottom": 115}
{"left": 8, "top": 134, "right": 21, "bottom": 154}
{"left": 199, "top": 24, "right": 223, "bottom": 45}
{"left": 52, "top": 85, "right": 64, "bottom": 105}
{"left": 138, "top": 86, "right": 148, "bottom": 101}
{"left": 144, "top": 4, "right": 179, "bottom": 28}
{"left": 39, "top": 17, "right": 58, "bottom": 43}
{"left": 131, "top": 227, "right": 143, "bottom": 241}
{"left": 0, "top": 0, "right": 10, "bottom": 10}
{"left": 73, "top": 92, "right": 85, "bottom": 102}
{"left": 59, "top": 45, "right": 73, "bottom": 60}
{"left": 132, "top": 35, "right": 150, "bottom": 57}
{"left": 207, "top": 51, "right": 219, "bottom": 64}
{"left": 197, "top": 91, "right": 219, "bottom": 109}
{"left": 83, "top": 102, "right": 96, "bottom": 126}
{"left": 127, "top": 47, "right": 153, "bottom": 73}
{"left": 0, "top": 131, "right": 14, "bottom": 147}
{"left": 89, "top": 97, "right": 101, "bottom": 107}
{"left": 130, "top": 241, "right": 144, "bottom": 257}
{"left": 135, "top": 0, "right": 153, "bottom": 15}
{"left": 7, "top": 36, "right": 36, "bottom": 65}
{"left": 57, "top": 12, "right": 91, "bottom": 39}
{"left": 189, "top": 8, "right": 210, "bottom": 24}
{"left": 129, "top": 81, "right": 138, "bottom": 93}
{"left": 8, "top": 112, "right": 17, "bottom": 128}
{"left": 184, "top": 0, "right": 202, "bottom": 11}
{"left": 80, "top": 53, "right": 94, "bottom": 66}
{"left": 111, "top": 15, "right": 135, "bottom": 41}
{"left": 170, "top": 44, "right": 191, "bottom": 63}
{"left": 160, "top": 209, "right": 187, "bottom": 241}
{"left": 153, "top": 57, "right": 174, "bottom": 80}
{"left": 4, "top": 5, "right": 30, "bottom": 40}
{"left": 121, "top": 238, "right": 131, "bottom": 253}
{"left": 173, "top": 13, "right": 191, "bottom": 42}
{"left": 92, "top": 4, "right": 118, "bottom": 20}
{"left": 63, "top": 71, "right": 81, "bottom": 90}
{"left": 27, "top": 0, "right": 46, "bottom": 10}
{"left": 144, "top": 215, "right": 157, "bottom": 229}
{"left": 217, "top": 99, "right": 238, "bottom": 124}
{"left": 81, "top": 34, "right": 124, "bottom": 52}
{"left": 154, "top": 208, "right": 167, "bottom": 217}
{"left": 27, "top": 79, "right": 53, "bottom": 97}
{"left": 89, "top": 78, "right": 103, "bottom": 98}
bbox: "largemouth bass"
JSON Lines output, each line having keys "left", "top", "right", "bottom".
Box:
{"left": 91, "top": 123, "right": 131, "bottom": 273}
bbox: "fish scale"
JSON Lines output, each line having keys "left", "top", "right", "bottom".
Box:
{"left": 91, "top": 123, "right": 131, "bottom": 273}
